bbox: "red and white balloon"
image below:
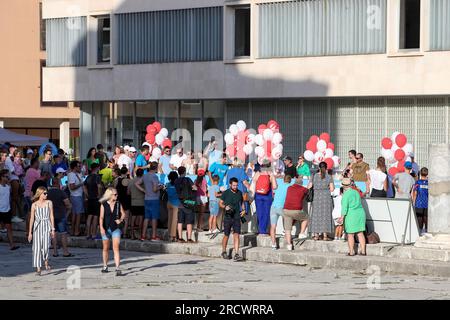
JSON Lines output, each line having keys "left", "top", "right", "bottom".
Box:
{"left": 144, "top": 121, "right": 171, "bottom": 160}
{"left": 380, "top": 132, "right": 414, "bottom": 174}
{"left": 303, "top": 132, "right": 340, "bottom": 168}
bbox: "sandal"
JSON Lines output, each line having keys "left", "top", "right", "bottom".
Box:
{"left": 52, "top": 253, "right": 59, "bottom": 257}
{"left": 63, "top": 253, "right": 74, "bottom": 257}
{"left": 10, "top": 246, "right": 19, "bottom": 251}
{"left": 313, "top": 236, "right": 319, "bottom": 241}
{"left": 44, "top": 262, "right": 51, "bottom": 271}
{"left": 346, "top": 252, "right": 356, "bottom": 256}
{"left": 36, "top": 270, "right": 41, "bottom": 276}
{"left": 359, "top": 252, "right": 367, "bottom": 256}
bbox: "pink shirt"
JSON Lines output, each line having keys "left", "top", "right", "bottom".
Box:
{"left": 24, "top": 168, "right": 41, "bottom": 197}
{"left": 196, "top": 178, "right": 207, "bottom": 197}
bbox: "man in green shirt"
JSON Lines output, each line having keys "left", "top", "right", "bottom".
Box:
{"left": 219, "top": 177, "right": 245, "bottom": 262}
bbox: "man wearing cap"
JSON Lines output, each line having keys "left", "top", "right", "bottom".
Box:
{"left": 52, "top": 154, "right": 68, "bottom": 176}
{"left": 117, "top": 146, "right": 134, "bottom": 175}
{"left": 23, "top": 149, "right": 34, "bottom": 170}
{"left": 392, "top": 161, "right": 416, "bottom": 199}
{"left": 283, "top": 156, "right": 298, "bottom": 179}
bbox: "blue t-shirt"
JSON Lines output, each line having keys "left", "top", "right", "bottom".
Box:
{"left": 272, "top": 182, "right": 292, "bottom": 209}
{"left": 166, "top": 183, "right": 181, "bottom": 207}
{"left": 159, "top": 155, "right": 171, "bottom": 175}
{"left": 209, "top": 162, "right": 228, "bottom": 187}
{"left": 227, "top": 168, "right": 249, "bottom": 193}
{"left": 208, "top": 150, "right": 222, "bottom": 170}
{"left": 135, "top": 154, "right": 148, "bottom": 174}
{"left": 414, "top": 179, "right": 428, "bottom": 209}
{"left": 208, "top": 184, "right": 220, "bottom": 202}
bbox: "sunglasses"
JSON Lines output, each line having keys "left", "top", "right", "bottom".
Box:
{"left": 43, "top": 192, "right": 48, "bottom": 195}
{"left": 112, "top": 193, "right": 118, "bottom": 196}
{"left": 355, "top": 157, "right": 361, "bottom": 160}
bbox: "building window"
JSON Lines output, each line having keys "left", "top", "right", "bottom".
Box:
{"left": 399, "top": 0, "right": 421, "bottom": 49}
{"left": 234, "top": 7, "right": 251, "bottom": 57}
{"left": 97, "top": 15, "right": 111, "bottom": 63}
{"left": 39, "top": 2, "right": 46, "bottom": 51}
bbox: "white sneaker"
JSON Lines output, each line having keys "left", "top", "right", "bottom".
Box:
{"left": 0, "top": 228, "right": 6, "bottom": 233}
{"left": 271, "top": 244, "right": 277, "bottom": 251}
{"left": 287, "top": 244, "right": 293, "bottom": 251}
{"left": 298, "top": 233, "right": 308, "bottom": 240}
{"left": 334, "top": 237, "right": 339, "bottom": 240}
{"left": 11, "top": 216, "right": 24, "bottom": 223}
{"left": 213, "top": 229, "right": 220, "bottom": 234}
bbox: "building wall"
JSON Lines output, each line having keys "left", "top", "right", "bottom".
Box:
{"left": 42, "top": 0, "right": 450, "bottom": 102}
{"left": 0, "top": 0, "right": 80, "bottom": 119}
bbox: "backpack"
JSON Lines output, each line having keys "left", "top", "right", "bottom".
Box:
{"left": 255, "top": 174, "right": 271, "bottom": 195}
{"left": 179, "top": 177, "right": 196, "bottom": 209}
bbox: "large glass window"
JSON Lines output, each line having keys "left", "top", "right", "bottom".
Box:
{"left": 180, "top": 101, "right": 202, "bottom": 152}
{"left": 234, "top": 7, "right": 251, "bottom": 57}
{"left": 115, "top": 102, "right": 134, "bottom": 146}
{"left": 400, "top": 0, "right": 421, "bottom": 49}
{"left": 158, "top": 101, "right": 178, "bottom": 139}
{"left": 136, "top": 102, "right": 157, "bottom": 145}
{"left": 97, "top": 15, "right": 111, "bottom": 63}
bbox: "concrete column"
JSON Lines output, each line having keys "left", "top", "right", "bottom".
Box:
{"left": 59, "top": 121, "right": 70, "bottom": 153}
{"left": 415, "top": 144, "right": 450, "bottom": 249}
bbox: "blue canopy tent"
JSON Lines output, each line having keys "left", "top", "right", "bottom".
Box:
{"left": 0, "top": 128, "right": 48, "bottom": 146}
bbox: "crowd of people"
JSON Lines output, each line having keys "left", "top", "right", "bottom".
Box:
{"left": 0, "top": 140, "right": 429, "bottom": 274}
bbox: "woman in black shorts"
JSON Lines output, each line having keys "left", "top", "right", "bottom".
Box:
{"left": 115, "top": 167, "right": 132, "bottom": 238}
{"left": 128, "top": 169, "right": 145, "bottom": 240}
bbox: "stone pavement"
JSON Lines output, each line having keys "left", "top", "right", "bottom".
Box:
{"left": 1, "top": 244, "right": 450, "bottom": 300}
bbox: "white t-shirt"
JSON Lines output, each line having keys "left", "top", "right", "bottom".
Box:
{"left": 68, "top": 172, "right": 83, "bottom": 197}
{"left": 369, "top": 169, "right": 387, "bottom": 191}
{"left": 4, "top": 157, "right": 19, "bottom": 181}
{"left": 0, "top": 184, "right": 11, "bottom": 212}
{"left": 170, "top": 154, "right": 187, "bottom": 169}
{"left": 118, "top": 154, "right": 133, "bottom": 171}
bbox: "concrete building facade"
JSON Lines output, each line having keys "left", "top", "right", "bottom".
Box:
{"left": 41, "top": 0, "right": 450, "bottom": 167}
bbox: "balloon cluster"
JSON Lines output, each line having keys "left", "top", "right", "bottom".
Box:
{"left": 303, "top": 133, "right": 340, "bottom": 169}
{"left": 144, "top": 121, "right": 172, "bottom": 160}
{"left": 224, "top": 120, "right": 284, "bottom": 164}
{"left": 381, "top": 132, "right": 414, "bottom": 176}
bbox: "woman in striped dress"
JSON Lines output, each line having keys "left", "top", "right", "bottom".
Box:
{"left": 28, "top": 187, "right": 56, "bottom": 275}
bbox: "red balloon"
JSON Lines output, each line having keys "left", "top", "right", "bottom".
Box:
{"left": 267, "top": 120, "right": 280, "bottom": 132}
{"left": 388, "top": 167, "right": 399, "bottom": 177}
{"left": 324, "top": 158, "right": 334, "bottom": 170}
{"left": 309, "top": 135, "right": 320, "bottom": 144}
{"left": 146, "top": 134, "right": 155, "bottom": 145}
{"left": 381, "top": 137, "right": 393, "bottom": 150}
{"left": 327, "top": 142, "right": 335, "bottom": 151}
{"left": 306, "top": 141, "right": 317, "bottom": 153}
{"left": 152, "top": 121, "right": 162, "bottom": 133}
{"left": 319, "top": 132, "right": 331, "bottom": 144}
{"left": 162, "top": 138, "right": 172, "bottom": 149}
{"left": 395, "top": 134, "right": 407, "bottom": 148}
{"left": 258, "top": 124, "right": 267, "bottom": 135}
{"left": 146, "top": 124, "right": 157, "bottom": 135}
{"left": 397, "top": 160, "right": 405, "bottom": 171}
{"left": 394, "top": 149, "right": 406, "bottom": 161}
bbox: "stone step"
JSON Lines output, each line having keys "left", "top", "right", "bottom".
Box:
{"left": 257, "top": 236, "right": 398, "bottom": 257}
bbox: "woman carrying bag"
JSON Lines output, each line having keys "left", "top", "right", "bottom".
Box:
{"left": 99, "top": 187, "right": 126, "bottom": 276}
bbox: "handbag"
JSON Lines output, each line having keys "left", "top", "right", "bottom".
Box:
{"left": 306, "top": 188, "right": 314, "bottom": 202}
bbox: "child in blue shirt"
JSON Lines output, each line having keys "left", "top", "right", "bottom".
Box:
{"left": 412, "top": 167, "right": 429, "bottom": 235}
{"left": 207, "top": 175, "right": 221, "bottom": 234}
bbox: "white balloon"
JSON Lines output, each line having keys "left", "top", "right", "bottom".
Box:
{"left": 403, "top": 143, "right": 413, "bottom": 156}
{"left": 246, "top": 134, "right": 255, "bottom": 145}
{"left": 332, "top": 155, "right": 341, "bottom": 168}
{"left": 263, "top": 129, "right": 274, "bottom": 141}
{"left": 236, "top": 120, "right": 247, "bottom": 132}
{"left": 314, "top": 151, "right": 324, "bottom": 164}
{"left": 381, "top": 148, "right": 394, "bottom": 161}
{"left": 159, "top": 128, "right": 168, "bottom": 138}
{"left": 391, "top": 131, "right": 400, "bottom": 144}
{"left": 257, "top": 157, "right": 265, "bottom": 165}
{"left": 272, "top": 132, "right": 283, "bottom": 145}
{"left": 224, "top": 133, "right": 234, "bottom": 145}
{"left": 304, "top": 150, "right": 314, "bottom": 162}
{"left": 316, "top": 140, "right": 327, "bottom": 152}
{"left": 405, "top": 156, "right": 412, "bottom": 163}
{"left": 229, "top": 124, "right": 239, "bottom": 136}
{"left": 255, "top": 134, "right": 264, "bottom": 146}
{"left": 392, "top": 144, "right": 399, "bottom": 153}
{"left": 152, "top": 147, "right": 162, "bottom": 160}
{"left": 243, "top": 144, "right": 253, "bottom": 155}
{"left": 272, "top": 147, "right": 282, "bottom": 160}
{"left": 324, "top": 148, "right": 334, "bottom": 158}
{"left": 155, "top": 133, "right": 164, "bottom": 145}
{"left": 255, "top": 146, "right": 265, "bottom": 157}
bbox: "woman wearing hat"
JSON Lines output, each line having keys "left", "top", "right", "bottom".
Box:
{"left": 338, "top": 178, "right": 367, "bottom": 256}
